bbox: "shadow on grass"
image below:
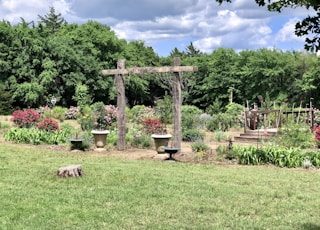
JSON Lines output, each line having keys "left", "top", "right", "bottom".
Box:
{"left": 301, "top": 223, "right": 320, "bottom": 230}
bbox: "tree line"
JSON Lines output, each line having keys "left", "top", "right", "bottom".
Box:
{"left": 0, "top": 7, "right": 320, "bottom": 114}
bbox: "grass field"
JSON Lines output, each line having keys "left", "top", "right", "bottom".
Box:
{"left": 1, "top": 144, "right": 320, "bottom": 229}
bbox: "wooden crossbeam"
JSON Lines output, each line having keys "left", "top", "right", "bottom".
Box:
{"left": 102, "top": 66, "right": 198, "bottom": 75}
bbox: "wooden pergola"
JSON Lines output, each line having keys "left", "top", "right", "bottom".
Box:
{"left": 102, "top": 57, "right": 198, "bottom": 151}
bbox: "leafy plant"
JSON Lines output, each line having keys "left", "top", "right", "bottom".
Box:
{"left": 4, "top": 127, "right": 71, "bottom": 145}
{"left": 270, "top": 123, "right": 314, "bottom": 149}
{"left": 37, "top": 118, "right": 60, "bottom": 131}
{"left": 142, "top": 118, "right": 164, "bottom": 134}
{"left": 11, "top": 109, "right": 41, "bottom": 128}
{"left": 206, "top": 113, "right": 236, "bottom": 132}
{"left": 191, "top": 141, "right": 209, "bottom": 153}
{"left": 182, "top": 129, "right": 204, "bottom": 142}
{"left": 91, "top": 102, "right": 118, "bottom": 130}
{"left": 65, "top": 106, "right": 79, "bottom": 120}
{"left": 126, "top": 124, "right": 151, "bottom": 148}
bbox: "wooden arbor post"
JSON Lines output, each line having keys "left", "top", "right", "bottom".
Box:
{"left": 102, "top": 58, "right": 198, "bottom": 151}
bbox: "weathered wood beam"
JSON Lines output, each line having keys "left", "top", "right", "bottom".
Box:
{"left": 116, "top": 60, "right": 126, "bottom": 151}
{"left": 102, "top": 66, "right": 198, "bottom": 75}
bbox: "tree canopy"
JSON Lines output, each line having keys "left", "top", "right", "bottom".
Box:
{"left": 216, "top": 0, "right": 320, "bottom": 52}
{"left": 1, "top": 7, "right": 320, "bottom": 114}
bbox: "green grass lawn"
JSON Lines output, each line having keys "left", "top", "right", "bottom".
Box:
{"left": 0, "top": 144, "right": 320, "bottom": 229}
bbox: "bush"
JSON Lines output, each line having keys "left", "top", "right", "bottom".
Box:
{"left": 142, "top": 118, "right": 164, "bottom": 134}
{"left": 11, "top": 109, "right": 41, "bottom": 128}
{"left": 181, "top": 105, "right": 203, "bottom": 130}
{"left": 126, "top": 124, "right": 152, "bottom": 148}
{"left": 43, "top": 106, "right": 67, "bottom": 122}
{"left": 191, "top": 142, "right": 209, "bottom": 153}
{"left": 182, "top": 129, "right": 204, "bottom": 142}
{"left": 206, "top": 113, "right": 235, "bottom": 132}
{"left": 270, "top": 123, "right": 314, "bottom": 149}
{"left": 65, "top": 106, "right": 79, "bottom": 120}
{"left": 37, "top": 118, "right": 60, "bottom": 131}
{"left": 130, "top": 105, "right": 156, "bottom": 124}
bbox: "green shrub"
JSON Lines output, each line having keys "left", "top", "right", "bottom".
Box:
{"left": 270, "top": 123, "right": 314, "bottom": 149}
{"left": 126, "top": 125, "right": 152, "bottom": 148}
{"left": 182, "top": 129, "right": 204, "bottom": 142}
{"left": 181, "top": 105, "right": 203, "bottom": 130}
{"left": 206, "top": 113, "right": 236, "bottom": 132}
{"left": 191, "top": 142, "right": 209, "bottom": 153}
{"left": 107, "top": 129, "right": 118, "bottom": 147}
{"left": 225, "top": 103, "right": 244, "bottom": 116}
{"left": 47, "top": 106, "right": 67, "bottom": 122}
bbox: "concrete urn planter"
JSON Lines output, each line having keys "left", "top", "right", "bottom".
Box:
{"left": 91, "top": 130, "right": 110, "bottom": 151}
{"left": 151, "top": 134, "right": 172, "bottom": 154}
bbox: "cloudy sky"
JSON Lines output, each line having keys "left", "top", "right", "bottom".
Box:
{"left": 0, "top": 0, "right": 314, "bottom": 56}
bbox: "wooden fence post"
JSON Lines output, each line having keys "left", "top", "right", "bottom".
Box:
{"left": 173, "top": 57, "right": 182, "bottom": 150}
{"left": 116, "top": 60, "right": 126, "bottom": 150}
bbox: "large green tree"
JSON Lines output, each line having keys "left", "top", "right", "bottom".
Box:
{"left": 216, "top": 0, "right": 320, "bottom": 52}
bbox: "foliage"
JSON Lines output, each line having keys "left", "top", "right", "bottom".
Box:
{"left": 182, "top": 129, "right": 205, "bottom": 142}
{"left": 270, "top": 123, "right": 314, "bottom": 149}
{"left": 73, "top": 84, "right": 92, "bottom": 112}
{"left": 206, "top": 113, "right": 236, "bottom": 132}
{"left": 234, "top": 144, "right": 320, "bottom": 168}
{"left": 155, "top": 94, "right": 173, "bottom": 125}
{"left": 77, "top": 105, "right": 94, "bottom": 131}
{"left": 4, "top": 127, "right": 71, "bottom": 145}
{"left": 43, "top": 106, "right": 67, "bottom": 122}
{"left": 0, "top": 83, "right": 14, "bottom": 115}
{"left": 191, "top": 141, "right": 210, "bottom": 152}
{"left": 37, "top": 118, "right": 60, "bottom": 131}
{"left": 64, "top": 106, "right": 79, "bottom": 120}
{"left": 91, "top": 102, "right": 118, "bottom": 130}
{"left": 181, "top": 105, "right": 203, "bottom": 130}
{"left": 126, "top": 124, "right": 152, "bottom": 148}
{"left": 130, "top": 105, "right": 156, "bottom": 124}
{"left": 225, "top": 103, "right": 244, "bottom": 117}
{"left": 11, "top": 109, "right": 41, "bottom": 128}
{"left": 312, "top": 125, "right": 320, "bottom": 148}
{"left": 142, "top": 118, "right": 164, "bottom": 134}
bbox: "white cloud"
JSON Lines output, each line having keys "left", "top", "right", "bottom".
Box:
{"left": 275, "top": 18, "right": 304, "bottom": 43}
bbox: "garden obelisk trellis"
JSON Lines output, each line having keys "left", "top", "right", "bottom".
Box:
{"left": 102, "top": 57, "right": 198, "bottom": 151}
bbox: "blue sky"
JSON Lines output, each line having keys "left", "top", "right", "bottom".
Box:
{"left": 0, "top": 0, "right": 313, "bottom": 56}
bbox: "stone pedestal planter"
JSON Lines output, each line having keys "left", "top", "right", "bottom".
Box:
{"left": 91, "top": 130, "right": 109, "bottom": 151}
{"left": 151, "top": 134, "right": 172, "bottom": 154}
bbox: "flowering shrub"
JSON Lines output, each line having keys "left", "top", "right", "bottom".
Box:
{"left": 142, "top": 118, "right": 164, "bottom": 134}
{"left": 92, "top": 103, "right": 118, "bottom": 130}
{"left": 65, "top": 106, "right": 79, "bottom": 120}
{"left": 130, "top": 105, "right": 156, "bottom": 124}
{"left": 11, "top": 109, "right": 41, "bottom": 128}
{"left": 313, "top": 125, "right": 320, "bottom": 148}
{"left": 37, "top": 118, "right": 60, "bottom": 131}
